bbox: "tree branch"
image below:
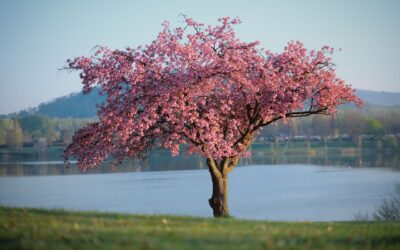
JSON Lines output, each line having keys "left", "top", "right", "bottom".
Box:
{"left": 207, "top": 156, "right": 221, "bottom": 177}
{"left": 226, "top": 156, "right": 239, "bottom": 174}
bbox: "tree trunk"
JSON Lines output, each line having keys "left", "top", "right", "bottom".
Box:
{"left": 206, "top": 134, "right": 251, "bottom": 217}
{"left": 208, "top": 168, "right": 229, "bottom": 217}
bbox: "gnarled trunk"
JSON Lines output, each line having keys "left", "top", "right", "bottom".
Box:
{"left": 207, "top": 157, "right": 233, "bottom": 217}
{"left": 206, "top": 134, "right": 251, "bottom": 217}
{"left": 209, "top": 170, "right": 229, "bottom": 217}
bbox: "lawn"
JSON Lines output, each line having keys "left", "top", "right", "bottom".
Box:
{"left": 1, "top": 207, "right": 399, "bottom": 249}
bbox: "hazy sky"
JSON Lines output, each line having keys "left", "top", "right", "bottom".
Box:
{"left": 0, "top": 0, "right": 399, "bottom": 114}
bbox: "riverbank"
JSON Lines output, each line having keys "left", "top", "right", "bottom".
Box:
{"left": 1, "top": 207, "right": 399, "bottom": 249}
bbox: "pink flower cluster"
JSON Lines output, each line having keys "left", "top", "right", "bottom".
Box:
{"left": 64, "top": 17, "right": 362, "bottom": 171}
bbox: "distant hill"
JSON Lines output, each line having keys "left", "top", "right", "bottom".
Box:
{"left": 33, "top": 91, "right": 105, "bottom": 118}
{"left": 355, "top": 89, "right": 400, "bottom": 106}
{"left": 7, "top": 88, "right": 400, "bottom": 118}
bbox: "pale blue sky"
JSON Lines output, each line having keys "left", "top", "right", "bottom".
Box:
{"left": 0, "top": 0, "right": 399, "bottom": 114}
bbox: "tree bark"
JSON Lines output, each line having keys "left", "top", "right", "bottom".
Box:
{"left": 207, "top": 158, "right": 230, "bottom": 217}
{"left": 209, "top": 170, "right": 229, "bottom": 217}
{"left": 206, "top": 134, "right": 250, "bottom": 217}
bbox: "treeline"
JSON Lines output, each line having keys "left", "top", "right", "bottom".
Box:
{"left": 0, "top": 115, "right": 93, "bottom": 149}
{"left": 1, "top": 107, "right": 399, "bottom": 150}
{"left": 259, "top": 107, "right": 400, "bottom": 140}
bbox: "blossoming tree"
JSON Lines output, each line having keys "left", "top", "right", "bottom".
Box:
{"left": 65, "top": 17, "right": 362, "bottom": 217}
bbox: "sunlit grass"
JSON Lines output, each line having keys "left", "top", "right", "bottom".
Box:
{"left": 1, "top": 206, "right": 399, "bottom": 249}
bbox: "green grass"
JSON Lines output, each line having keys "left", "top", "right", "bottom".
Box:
{"left": 1, "top": 207, "right": 399, "bottom": 250}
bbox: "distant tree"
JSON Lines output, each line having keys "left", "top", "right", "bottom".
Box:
{"left": 311, "top": 115, "right": 331, "bottom": 138}
{"left": 20, "top": 115, "right": 52, "bottom": 135}
{"left": 44, "top": 127, "right": 59, "bottom": 147}
{"left": 6, "top": 119, "right": 24, "bottom": 149}
{"left": 338, "top": 111, "right": 365, "bottom": 139}
{"left": 376, "top": 110, "right": 400, "bottom": 135}
{"left": 0, "top": 118, "right": 13, "bottom": 145}
{"left": 365, "top": 118, "right": 384, "bottom": 137}
{"left": 65, "top": 17, "right": 362, "bottom": 217}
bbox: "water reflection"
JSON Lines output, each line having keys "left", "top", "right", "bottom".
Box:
{"left": 0, "top": 142, "right": 399, "bottom": 176}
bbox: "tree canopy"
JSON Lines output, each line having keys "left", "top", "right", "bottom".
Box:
{"left": 64, "top": 16, "right": 362, "bottom": 171}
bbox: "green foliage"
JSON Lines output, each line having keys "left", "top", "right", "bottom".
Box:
{"left": 260, "top": 108, "right": 400, "bottom": 139}
{"left": 6, "top": 119, "right": 24, "bottom": 149}
{"left": 19, "top": 115, "right": 53, "bottom": 135}
{"left": 0, "top": 115, "right": 95, "bottom": 146}
{"left": 1, "top": 207, "right": 400, "bottom": 250}
{"left": 366, "top": 118, "right": 384, "bottom": 136}
{"left": 0, "top": 118, "right": 13, "bottom": 145}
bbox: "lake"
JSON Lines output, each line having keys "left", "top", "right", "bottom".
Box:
{"left": 0, "top": 144, "right": 399, "bottom": 221}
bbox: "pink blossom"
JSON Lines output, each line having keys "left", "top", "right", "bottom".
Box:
{"left": 64, "top": 16, "right": 362, "bottom": 171}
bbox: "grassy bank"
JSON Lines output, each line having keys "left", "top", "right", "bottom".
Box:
{"left": 1, "top": 207, "right": 399, "bottom": 249}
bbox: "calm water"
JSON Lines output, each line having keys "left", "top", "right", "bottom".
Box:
{"left": 0, "top": 165, "right": 399, "bottom": 221}
{"left": 0, "top": 145, "right": 399, "bottom": 221}
{"left": 0, "top": 143, "right": 399, "bottom": 176}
